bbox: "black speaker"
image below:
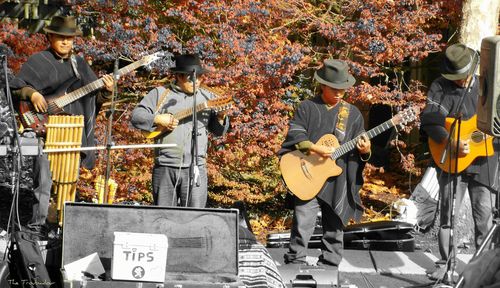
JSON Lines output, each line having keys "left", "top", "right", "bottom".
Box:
{"left": 477, "top": 36, "right": 500, "bottom": 136}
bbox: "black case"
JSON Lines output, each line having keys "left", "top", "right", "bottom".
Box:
{"left": 62, "top": 203, "right": 244, "bottom": 287}
{"left": 267, "top": 220, "right": 415, "bottom": 252}
{"left": 9, "top": 231, "right": 52, "bottom": 288}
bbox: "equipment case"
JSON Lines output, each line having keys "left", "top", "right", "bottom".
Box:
{"left": 62, "top": 203, "right": 244, "bottom": 287}
{"left": 267, "top": 220, "right": 415, "bottom": 252}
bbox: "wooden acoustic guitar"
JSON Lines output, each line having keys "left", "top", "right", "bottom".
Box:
{"left": 280, "top": 106, "right": 418, "bottom": 200}
{"left": 428, "top": 114, "right": 494, "bottom": 173}
{"left": 18, "top": 52, "right": 164, "bottom": 136}
{"left": 142, "top": 96, "right": 233, "bottom": 139}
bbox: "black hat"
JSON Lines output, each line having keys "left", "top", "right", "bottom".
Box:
{"left": 43, "top": 15, "right": 82, "bottom": 36}
{"left": 441, "top": 43, "right": 478, "bottom": 81}
{"left": 170, "top": 54, "right": 209, "bottom": 75}
{"left": 314, "top": 59, "right": 356, "bottom": 89}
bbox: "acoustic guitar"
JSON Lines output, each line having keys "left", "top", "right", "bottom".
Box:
{"left": 142, "top": 96, "right": 233, "bottom": 139}
{"left": 152, "top": 214, "right": 234, "bottom": 273}
{"left": 280, "top": 106, "right": 418, "bottom": 200}
{"left": 428, "top": 114, "right": 494, "bottom": 173}
{"left": 18, "top": 52, "right": 164, "bottom": 136}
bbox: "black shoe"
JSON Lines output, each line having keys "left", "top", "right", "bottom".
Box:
{"left": 317, "top": 255, "right": 338, "bottom": 267}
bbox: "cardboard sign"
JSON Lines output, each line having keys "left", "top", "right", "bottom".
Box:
{"left": 112, "top": 232, "right": 168, "bottom": 282}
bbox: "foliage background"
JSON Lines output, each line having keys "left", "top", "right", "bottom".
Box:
{"left": 1, "top": 0, "right": 468, "bottom": 239}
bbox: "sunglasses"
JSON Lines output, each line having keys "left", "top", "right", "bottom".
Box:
{"left": 186, "top": 74, "right": 203, "bottom": 82}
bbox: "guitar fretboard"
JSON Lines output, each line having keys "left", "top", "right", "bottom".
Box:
{"left": 54, "top": 59, "right": 145, "bottom": 107}
{"left": 173, "top": 102, "right": 209, "bottom": 121}
{"left": 332, "top": 118, "right": 396, "bottom": 160}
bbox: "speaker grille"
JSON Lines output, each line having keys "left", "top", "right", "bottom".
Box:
{"left": 494, "top": 117, "right": 500, "bottom": 136}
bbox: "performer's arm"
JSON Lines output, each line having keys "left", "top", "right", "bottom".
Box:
{"left": 207, "top": 110, "right": 229, "bottom": 136}
{"left": 131, "top": 87, "right": 177, "bottom": 132}
{"left": 420, "top": 81, "right": 450, "bottom": 144}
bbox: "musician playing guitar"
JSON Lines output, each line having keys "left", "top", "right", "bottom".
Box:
{"left": 279, "top": 59, "right": 371, "bottom": 267}
{"left": 10, "top": 16, "right": 114, "bottom": 238}
{"left": 420, "top": 43, "right": 499, "bottom": 283}
{"left": 131, "top": 54, "right": 229, "bottom": 208}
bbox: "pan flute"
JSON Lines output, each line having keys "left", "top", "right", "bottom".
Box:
{"left": 45, "top": 115, "right": 84, "bottom": 224}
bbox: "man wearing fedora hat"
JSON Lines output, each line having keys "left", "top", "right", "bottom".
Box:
{"left": 279, "top": 59, "right": 371, "bottom": 266}
{"left": 421, "top": 43, "right": 499, "bottom": 282}
{"left": 10, "top": 15, "right": 114, "bottom": 236}
{"left": 131, "top": 53, "right": 229, "bottom": 208}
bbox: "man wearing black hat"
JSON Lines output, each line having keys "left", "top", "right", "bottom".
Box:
{"left": 421, "top": 43, "right": 499, "bottom": 282}
{"left": 279, "top": 59, "right": 371, "bottom": 266}
{"left": 9, "top": 15, "right": 114, "bottom": 235}
{"left": 131, "top": 54, "right": 229, "bottom": 208}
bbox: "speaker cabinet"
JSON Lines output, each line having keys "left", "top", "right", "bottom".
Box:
{"left": 477, "top": 36, "right": 500, "bottom": 136}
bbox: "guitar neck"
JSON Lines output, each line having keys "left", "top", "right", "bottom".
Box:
{"left": 54, "top": 60, "right": 144, "bottom": 108}
{"left": 173, "top": 102, "right": 209, "bottom": 121}
{"left": 332, "top": 118, "right": 396, "bottom": 159}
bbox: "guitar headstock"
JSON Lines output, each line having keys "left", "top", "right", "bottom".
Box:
{"left": 140, "top": 52, "right": 166, "bottom": 67}
{"left": 392, "top": 106, "right": 420, "bottom": 128}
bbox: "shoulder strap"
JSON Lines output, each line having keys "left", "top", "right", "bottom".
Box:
{"left": 335, "top": 100, "right": 350, "bottom": 142}
{"left": 155, "top": 88, "right": 171, "bottom": 113}
{"left": 70, "top": 54, "right": 81, "bottom": 80}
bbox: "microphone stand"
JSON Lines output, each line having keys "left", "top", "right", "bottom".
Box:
{"left": 438, "top": 53, "right": 479, "bottom": 285}
{"left": 187, "top": 69, "right": 199, "bottom": 207}
{"left": 2, "top": 55, "right": 23, "bottom": 233}
{"left": 102, "top": 58, "right": 119, "bottom": 204}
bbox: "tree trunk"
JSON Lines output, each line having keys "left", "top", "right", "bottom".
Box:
{"left": 459, "top": 0, "right": 500, "bottom": 51}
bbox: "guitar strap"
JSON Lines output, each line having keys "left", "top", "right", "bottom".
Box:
{"left": 155, "top": 87, "right": 171, "bottom": 113}
{"left": 70, "top": 54, "right": 81, "bottom": 80}
{"left": 335, "top": 100, "right": 350, "bottom": 143}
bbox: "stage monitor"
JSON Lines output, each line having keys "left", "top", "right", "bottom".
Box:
{"left": 477, "top": 36, "right": 500, "bottom": 136}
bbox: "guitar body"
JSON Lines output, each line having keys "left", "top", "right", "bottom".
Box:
{"left": 428, "top": 115, "right": 494, "bottom": 173}
{"left": 144, "top": 128, "right": 166, "bottom": 139}
{"left": 280, "top": 134, "right": 343, "bottom": 200}
{"left": 18, "top": 92, "right": 67, "bottom": 136}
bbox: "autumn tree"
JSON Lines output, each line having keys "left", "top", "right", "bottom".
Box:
{"left": 1, "top": 0, "right": 466, "bottom": 235}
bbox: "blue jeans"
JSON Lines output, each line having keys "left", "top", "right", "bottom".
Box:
{"left": 285, "top": 196, "right": 343, "bottom": 265}
{"left": 152, "top": 164, "right": 208, "bottom": 208}
{"left": 437, "top": 171, "right": 496, "bottom": 261}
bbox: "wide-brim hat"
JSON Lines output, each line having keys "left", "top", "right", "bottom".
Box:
{"left": 441, "top": 43, "right": 478, "bottom": 81}
{"left": 170, "top": 54, "right": 209, "bottom": 75}
{"left": 314, "top": 59, "right": 356, "bottom": 89}
{"left": 43, "top": 15, "right": 82, "bottom": 36}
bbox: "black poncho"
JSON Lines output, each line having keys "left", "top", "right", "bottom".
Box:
{"left": 280, "top": 96, "right": 365, "bottom": 226}
{"left": 10, "top": 49, "right": 100, "bottom": 169}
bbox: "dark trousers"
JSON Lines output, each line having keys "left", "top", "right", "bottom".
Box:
{"left": 285, "top": 196, "right": 343, "bottom": 265}
{"left": 152, "top": 164, "right": 208, "bottom": 208}
{"left": 437, "top": 171, "right": 496, "bottom": 261}
{"left": 29, "top": 154, "right": 52, "bottom": 229}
